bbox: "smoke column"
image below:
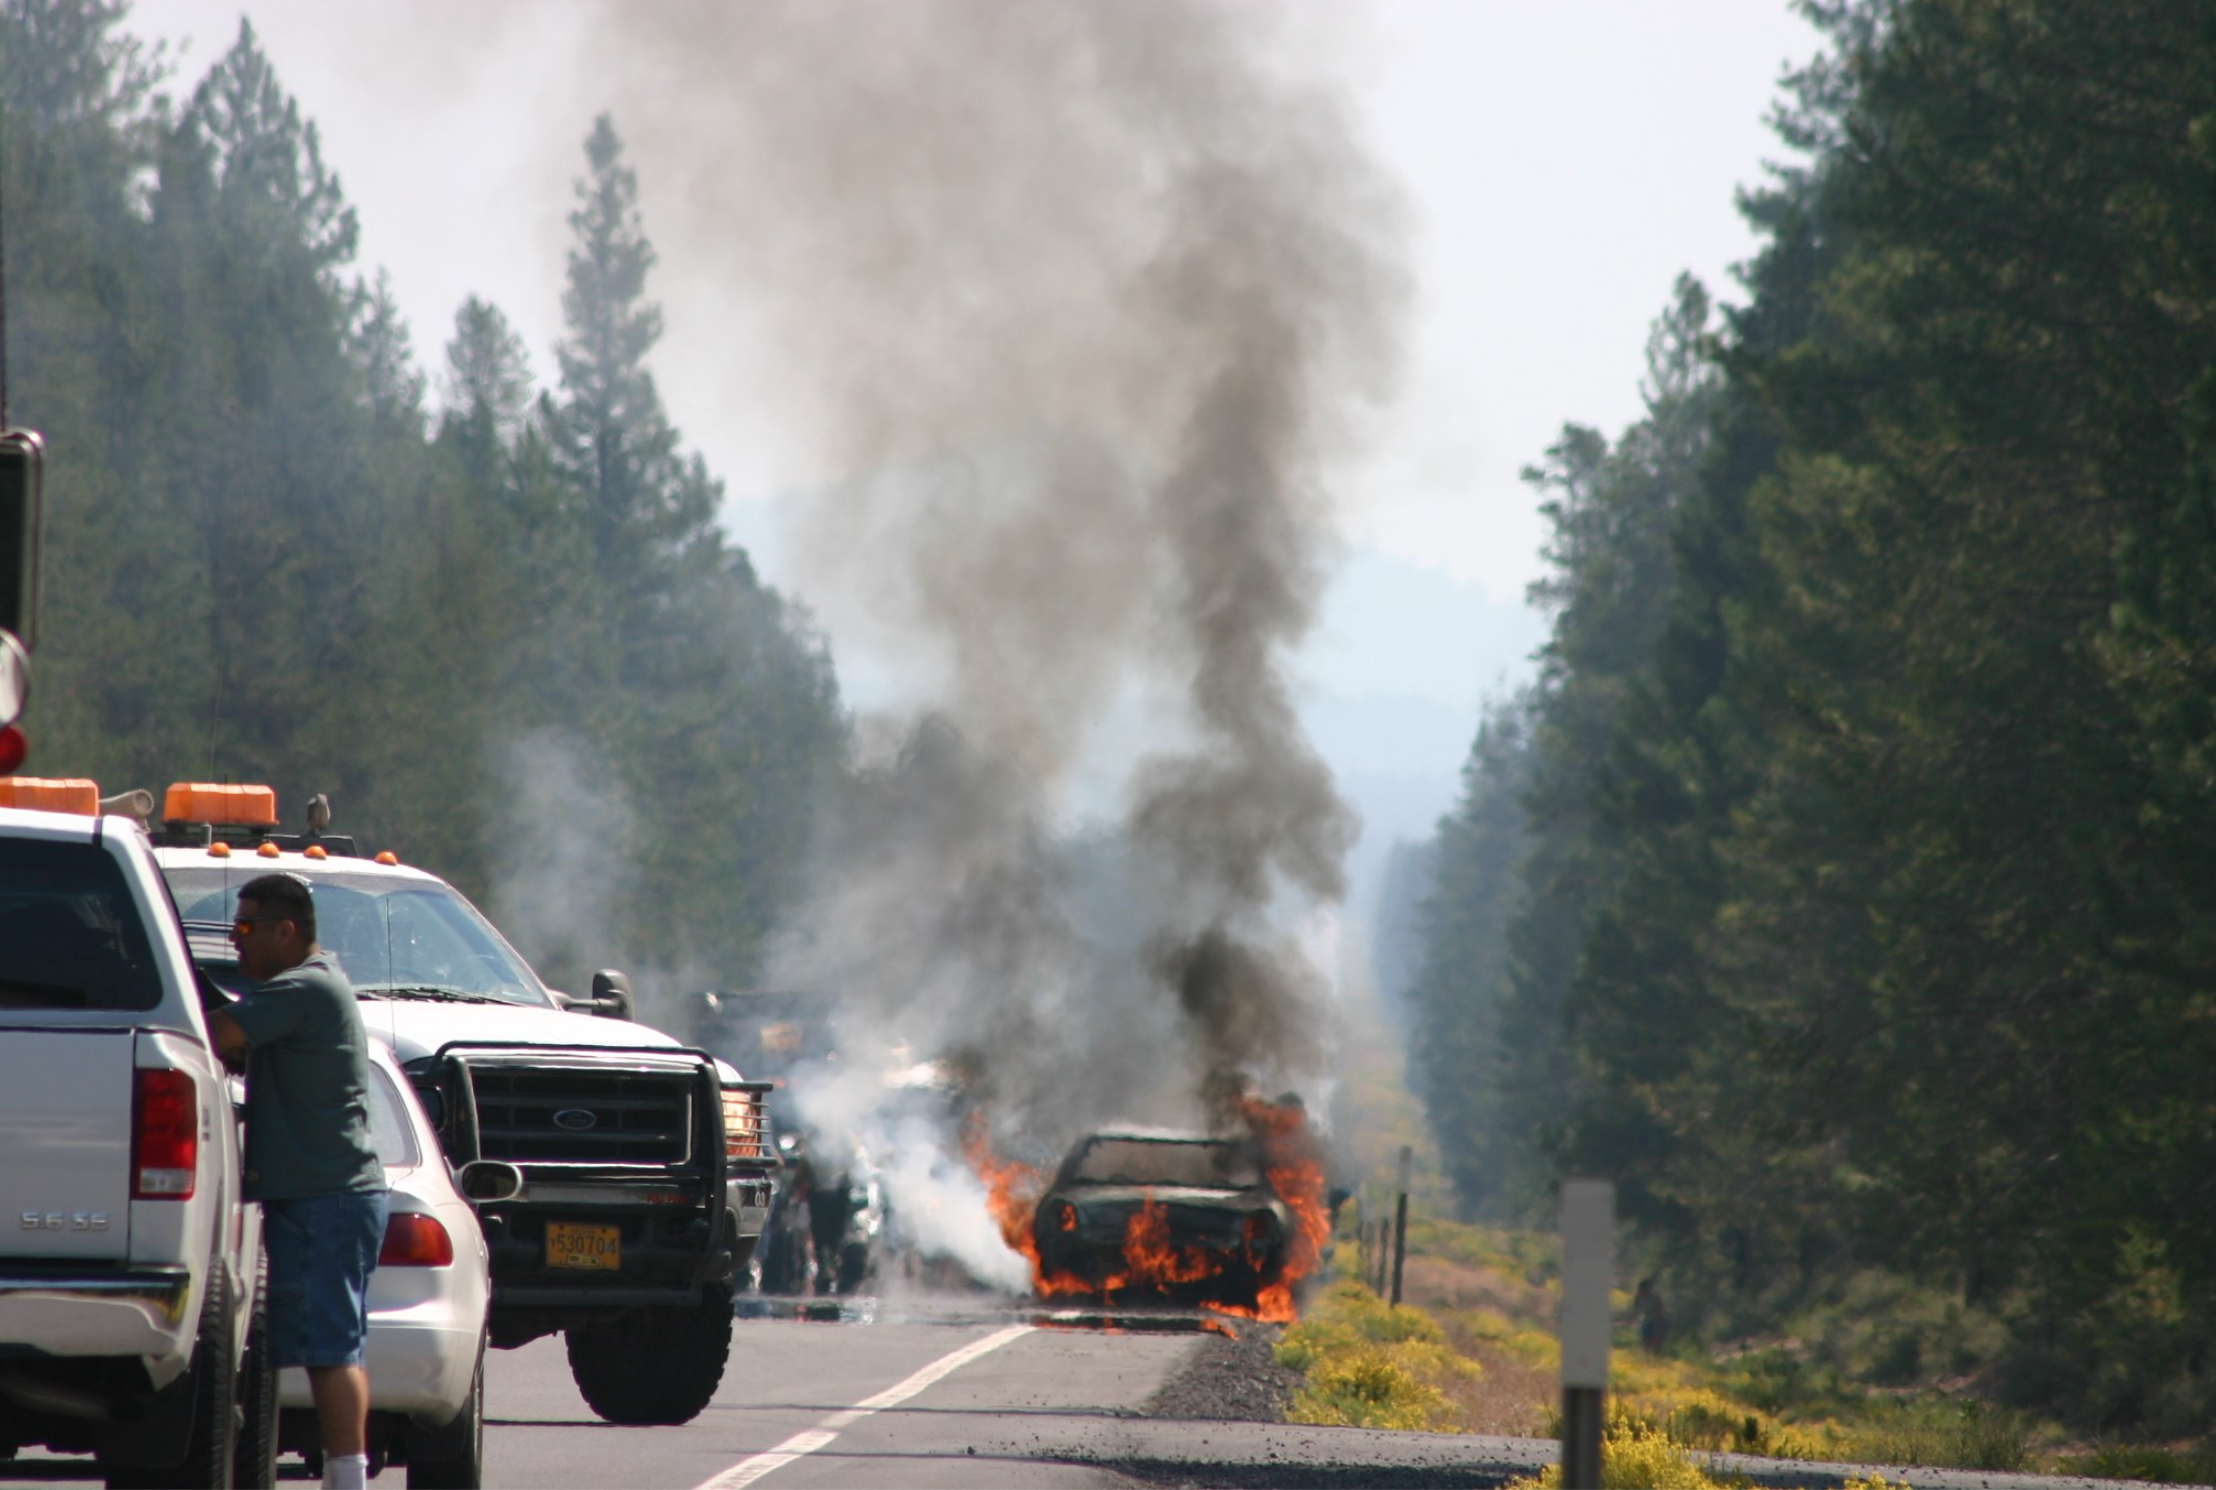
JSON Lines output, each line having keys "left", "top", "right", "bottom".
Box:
{"left": 595, "top": 1, "right": 1408, "bottom": 1250}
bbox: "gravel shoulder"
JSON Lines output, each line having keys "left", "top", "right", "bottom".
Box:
{"left": 1139, "top": 1320, "right": 1303, "bottom": 1424}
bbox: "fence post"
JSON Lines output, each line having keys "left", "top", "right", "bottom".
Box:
{"left": 1389, "top": 1145, "right": 1411, "bottom": 1307}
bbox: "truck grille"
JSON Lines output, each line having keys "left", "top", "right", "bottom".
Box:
{"left": 467, "top": 1066, "right": 696, "bottom": 1165}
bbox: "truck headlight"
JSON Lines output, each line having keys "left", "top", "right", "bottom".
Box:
{"left": 721, "top": 1088, "right": 767, "bottom": 1162}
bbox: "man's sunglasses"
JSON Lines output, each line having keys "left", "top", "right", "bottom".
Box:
{"left": 232, "top": 916, "right": 292, "bottom": 937}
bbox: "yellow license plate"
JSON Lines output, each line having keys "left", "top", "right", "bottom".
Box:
{"left": 546, "top": 1222, "right": 621, "bottom": 1271}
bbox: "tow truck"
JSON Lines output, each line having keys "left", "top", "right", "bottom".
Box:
{"left": 137, "top": 780, "right": 773, "bottom": 1428}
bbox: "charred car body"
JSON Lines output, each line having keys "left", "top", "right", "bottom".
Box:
{"left": 1032, "top": 1129, "right": 1292, "bottom": 1306}
{"left": 153, "top": 783, "right": 772, "bottom": 1428}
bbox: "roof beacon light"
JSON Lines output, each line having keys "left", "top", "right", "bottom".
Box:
{"left": 164, "top": 782, "right": 277, "bottom": 828}
{"left": 0, "top": 776, "right": 99, "bottom": 816}
{"left": 208, "top": 841, "right": 232, "bottom": 858}
{"left": 256, "top": 841, "right": 281, "bottom": 858}
{"left": 375, "top": 850, "right": 399, "bottom": 866}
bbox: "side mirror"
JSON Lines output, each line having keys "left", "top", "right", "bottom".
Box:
{"left": 688, "top": 989, "right": 722, "bottom": 1040}
{"left": 589, "top": 969, "right": 634, "bottom": 1021}
{"left": 457, "top": 1160, "right": 524, "bottom": 1204}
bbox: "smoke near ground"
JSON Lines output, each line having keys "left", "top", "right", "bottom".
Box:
{"left": 589, "top": 1, "right": 1410, "bottom": 1265}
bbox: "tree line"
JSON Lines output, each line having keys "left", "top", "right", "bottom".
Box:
{"left": 1, "top": 0, "right": 846, "bottom": 995}
{"left": 1401, "top": 0, "right": 2216, "bottom": 1430}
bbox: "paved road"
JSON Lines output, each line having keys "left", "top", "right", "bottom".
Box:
{"left": 0, "top": 1296, "right": 2179, "bottom": 1488}
{"left": 0, "top": 1296, "right": 1255, "bottom": 1489}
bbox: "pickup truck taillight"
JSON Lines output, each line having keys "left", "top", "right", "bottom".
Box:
{"left": 131, "top": 1068, "right": 198, "bottom": 1199}
{"left": 379, "top": 1213, "right": 454, "bottom": 1267}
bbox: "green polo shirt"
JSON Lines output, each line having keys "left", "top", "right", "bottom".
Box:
{"left": 228, "top": 951, "right": 386, "bottom": 1201}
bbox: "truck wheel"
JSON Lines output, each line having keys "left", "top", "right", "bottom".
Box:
{"left": 407, "top": 1334, "right": 485, "bottom": 1488}
{"left": 234, "top": 1270, "right": 281, "bottom": 1489}
{"left": 105, "top": 1270, "right": 236, "bottom": 1488}
{"left": 564, "top": 1286, "right": 734, "bottom": 1425}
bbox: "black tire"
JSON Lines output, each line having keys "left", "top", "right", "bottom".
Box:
{"left": 564, "top": 1287, "right": 734, "bottom": 1426}
{"left": 758, "top": 1227, "right": 809, "bottom": 1296}
{"left": 105, "top": 1270, "right": 236, "bottom": 1488}
{"left": 234, "top": 1267, "right": 281, "bottom": 1490}
{"left": 407, "top": 1334, "right": 485, "bottom": 1489}
{"left": 836, "top": 1241, "right": 871, "bottom": 1296}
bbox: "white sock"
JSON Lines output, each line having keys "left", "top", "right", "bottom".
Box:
{"left": 324, "top": 1450, "right": 370, "bottom": 1490}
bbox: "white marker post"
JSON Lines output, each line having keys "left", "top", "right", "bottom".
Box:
{"left": 1558, "top": 1179, "right": 1613, "bottom": 1490}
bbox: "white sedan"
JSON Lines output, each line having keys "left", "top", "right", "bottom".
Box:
{"left": 278, "top": 1039, "right": 505, "bottom": 1488}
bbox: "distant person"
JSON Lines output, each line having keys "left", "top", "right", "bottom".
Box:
{"left": 1632, "top": 1277, "right": 1670, "bottom": 1355}
{"left": 209, "top": 872, "right": 388, "bottom": 1490}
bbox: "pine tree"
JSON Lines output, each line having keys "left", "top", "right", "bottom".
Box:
{"left": 546, "top": 113, "right": 709, "bottom": 603}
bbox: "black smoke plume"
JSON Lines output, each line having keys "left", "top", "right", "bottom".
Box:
{"left": 592, "top": 1, "right": 1409, "bottom": 1216}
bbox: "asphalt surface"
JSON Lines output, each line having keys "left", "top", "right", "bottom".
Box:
{"left": 0, "top": 1293, "right": 2196, "bottom": 1488}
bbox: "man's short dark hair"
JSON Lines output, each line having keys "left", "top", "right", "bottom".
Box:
{"left": 237, "top": 872, "right": 316, "bottom": 938}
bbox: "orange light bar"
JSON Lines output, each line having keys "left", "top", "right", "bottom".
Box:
{"left": 0, "top": 777, "right": 100, "bottom": 816}
{"left": 163, "top": 782, "right": 277, "bottom": 828}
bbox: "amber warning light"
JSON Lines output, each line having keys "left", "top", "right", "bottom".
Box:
{"left": 0, "top": 777, "right": 98, "bottom": 816}
{"left": 163, "top": 782, "right": 278, "bottom": 828}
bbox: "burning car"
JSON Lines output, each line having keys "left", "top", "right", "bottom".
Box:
{"left": 1029, "top": 1128, "right": 1297, "bottom": 1310}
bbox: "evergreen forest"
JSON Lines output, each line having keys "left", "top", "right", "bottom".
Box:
{"left": 0, "top": 2, "right": 845, "bottom": 995}
{"left": 11, "top": 0, "right": 2216, "bottom": 1439}
{"left": 1401, "top": 0, "right": 2216, "bottom": 1432}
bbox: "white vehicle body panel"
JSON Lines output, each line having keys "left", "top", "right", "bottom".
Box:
{"left": 0, "top": 805, "right": 259, "bottom": 1403}
{"left": 276, "top": 1042, "right": 487, "bottom": 1423}
{"left": 0, "top": 1030, "right": 135, "bottom": 1262}
{"left": 368, "top": 999, "right": 683, "bottom": 1065}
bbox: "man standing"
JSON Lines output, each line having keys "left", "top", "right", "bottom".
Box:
{"left": 209, "top": 872, "right": 388, "bottom": 1490}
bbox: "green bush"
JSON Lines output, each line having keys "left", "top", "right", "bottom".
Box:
{"left": 1276, "top": 1279, "right": 1474, "bottom": 1431}
{"left": 2058, "top": 1440, "right": 2216, "bottom": 1486}
{"left": 1505, "top": 1409, "right": 1734, "bottom": 1490}
{"left": 1837, "top": 1400, "right": 2031, "bottom": 1473}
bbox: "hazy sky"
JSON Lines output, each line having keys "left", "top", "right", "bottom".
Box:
{"left": 137, "top": 0, "right": 1823, "bottom": 899}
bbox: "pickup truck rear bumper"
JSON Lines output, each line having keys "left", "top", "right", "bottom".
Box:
{"left": 0, "top": 1267, "right": 194, "bottom": 1378}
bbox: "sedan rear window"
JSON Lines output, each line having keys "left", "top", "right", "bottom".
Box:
{"left": 0, "top": 838, "right": 163, "bottom": 1012}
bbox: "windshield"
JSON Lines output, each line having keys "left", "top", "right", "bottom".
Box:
{"left": 1070, "top": 1138, "right": 1260, "bottom": 1190}
{"left": 0, "top": 838, "right": 164, "bottom": 1011}
{"left": 164, "top": 866, "right": 556, "bottom": 1008}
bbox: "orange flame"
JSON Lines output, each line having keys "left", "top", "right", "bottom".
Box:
{"left": 965, "top": 1096, "right": 1332, "bottom": 1325}
{"left": 1234, "top": 1094, "right": 1331, "bottom": 1322}
{"left": 961, "top": 1117, "right": 1044, "bottom": 1272}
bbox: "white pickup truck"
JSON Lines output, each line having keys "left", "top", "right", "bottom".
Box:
{"left": 153, "top": 781, "right": 774, "bottom": 1432}
{"left": 0, "top": 787, "right": 275, "bottom": 1487}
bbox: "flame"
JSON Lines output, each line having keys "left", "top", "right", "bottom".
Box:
{"left": 1234, "top": 1093, "right": 1331, "bottom": 1323}
{"left": 1122, "top": 1196, "right": 1231, "bottom": 1288}
{"left": 965, "top": 1095, "right": 1332, "bottom": 1325}
{"left": 961, "top": 1117, "right": 1044, "bottom": 1272}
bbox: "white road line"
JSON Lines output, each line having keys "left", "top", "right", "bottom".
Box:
{"left": 693, "top": 1324, "right": 1033, "bottom": 1490}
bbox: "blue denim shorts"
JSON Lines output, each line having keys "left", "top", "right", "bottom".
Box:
{"left": 263, "top": 1190, "right": 389, "bottom": 1369}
